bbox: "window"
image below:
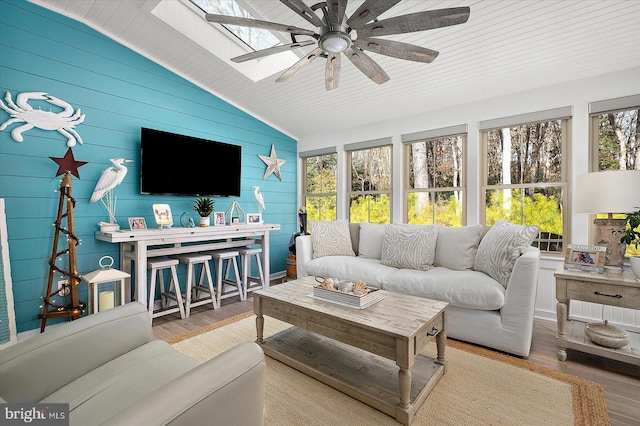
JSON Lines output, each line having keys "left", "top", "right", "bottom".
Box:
{"left": 480, "top": 109, "right": 571, "bottom": 253}
{"left": 589, "top": 95, "right": 640, "bottom": 256}
{"left": 403, "top": 126, "right": 466, "bottom": 226}
{"left": 346, "top": 141, "right": 392, "bottom": 224}
{"left": 301, "top": 152, "right": 337, "bottom": 221}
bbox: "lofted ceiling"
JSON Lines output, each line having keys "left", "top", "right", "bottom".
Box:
{"left": 31, "top": 0, "right": 640, "bottom": 140}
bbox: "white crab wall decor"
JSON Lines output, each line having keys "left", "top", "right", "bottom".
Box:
{"left": 0, "top": 91, "right": 85, "bottom": 147}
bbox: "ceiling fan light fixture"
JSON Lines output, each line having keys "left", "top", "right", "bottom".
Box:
{"left": 319, "top": 31, "right": 351, "bottom": 53}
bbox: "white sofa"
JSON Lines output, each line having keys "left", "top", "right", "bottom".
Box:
{"left": 296, "top": 220, "right": 541, "bottom": 357}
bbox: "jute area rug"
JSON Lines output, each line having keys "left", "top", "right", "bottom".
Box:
{"left": 169, "top": 313, "right": 609, "bottom": 426}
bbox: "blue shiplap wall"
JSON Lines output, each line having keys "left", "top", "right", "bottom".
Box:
{"left": 0, "top": 1, "right": 297, "bottom": 333}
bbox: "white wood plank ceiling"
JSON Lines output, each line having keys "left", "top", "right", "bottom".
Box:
{"left": 30, "top": 0, "right": 640, "bottom": 140}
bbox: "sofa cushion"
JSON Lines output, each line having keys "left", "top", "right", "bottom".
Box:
{"left": 358, "top": 222, "right": 387, "bottom": 259}
{"left": 382, "top": 268, "right": 505, "bottom": 310}
{"left": 434, "top": 224, "right": 485, "bottom": 270}
{"left": 473, "top": 220, "right": 539, "bottom": 288}
{"left": 309, "top": 219, "right": 355, "bottom": 258}
{"left": 40, "top": 340, "right": 199, "bottom": 425}
{"left": 305, "top": 256, "right": 397, "bottom": 288}
{"left": 381, "top": 224, "right": 438, "bottom": 271}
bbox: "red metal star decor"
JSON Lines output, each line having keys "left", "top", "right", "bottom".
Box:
{"left": 50, "top": 148, "right": 88, "bottom": 178}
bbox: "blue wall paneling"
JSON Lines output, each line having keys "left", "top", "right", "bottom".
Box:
{"left": 0, "top": 1, "right": 297, "bottom": 333}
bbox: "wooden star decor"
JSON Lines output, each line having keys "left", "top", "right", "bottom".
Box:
{"left": 258, "top": 144, "right": 286, "bottom": 181}
{"left": 50, "top": 147, "right": 88, "bottom": 178}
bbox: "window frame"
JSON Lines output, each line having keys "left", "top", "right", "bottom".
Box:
{"left": 402, "top": 131, "right": 467, "bottom": 226}
{"left": 346, "top": 142, "right": 393, "bottom": 224}
{"left": 301, "top": 151, "right": 338, "bottom": 222}
{"left": 588, "top": 95, "right": 640, "bottom": 256}
{"left": 479, "top": 112, "right": 571, "bottom": 255}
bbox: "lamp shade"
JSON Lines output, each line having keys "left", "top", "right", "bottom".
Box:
{"left": 574, "top": 170, "right": 640, "bottom": 214}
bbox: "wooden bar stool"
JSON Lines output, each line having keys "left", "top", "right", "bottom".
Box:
{"left": 146, "top": 257, "right": 185, "bottom": 320}
{"left": 204, "top": 250, "right": 244, "bottom": 306}
{"left": 237, "top": 247, "right": 266, "bottom": 299}
{"left": 173, "top": 253, "right": 217, "bottom": 317}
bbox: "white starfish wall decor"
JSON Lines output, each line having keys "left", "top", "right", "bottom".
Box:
{"left": 258, "top": 144, "right": 286, "bottom": 180}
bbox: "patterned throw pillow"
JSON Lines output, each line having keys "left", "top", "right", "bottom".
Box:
{"left": 309, "top": 219, "right": 356, "bottom": 259}
{"left": 473, "top": 220, "right": 539, "bottom": 287}
{"left": 380, "top": 224, "right": 438, "bottom": 271}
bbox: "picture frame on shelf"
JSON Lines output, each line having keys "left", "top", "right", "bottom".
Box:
{"left": 127, "top": 217, "right": 147, "bottom": 230}
{"left": 214, "top": 212, "right": 226, "bottom": 226}
{"left": 152, "top": 204, "right": 173, "bottom": 229}
{"left": 247, "top": 213, "right": 262, "bottom": 224}
{"left": 564, "top": 244, "right": 606, "bottom": 273}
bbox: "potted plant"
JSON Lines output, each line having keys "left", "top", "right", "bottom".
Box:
{"left": 193, "top": 197, "right": 215, "bottom": 227}
{"left": 620, "top": 208, "right": 640, "bottom": 279}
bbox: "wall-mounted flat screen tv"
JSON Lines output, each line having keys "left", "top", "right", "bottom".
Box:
{"left": 140, "top": 127, "right": 242, "bottom": 197}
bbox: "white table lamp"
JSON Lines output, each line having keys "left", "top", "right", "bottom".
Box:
{"left": 574, "top": 170, "right": 640, "bottom": 272}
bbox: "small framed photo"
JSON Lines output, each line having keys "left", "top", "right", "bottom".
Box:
{"left": 152, "top": 203, "right": 173, "bottom": 229}
{"left": 213, "top": 212, "right": 226, "bottom": 226}
{"left": 246, "top": 213, "right": 262, "bottom": 224}
{"left": 128, "top": 217, "right": 147, "bottom": 230}
{"left": 564, "top": 244, "right": 606, "bottom": 273}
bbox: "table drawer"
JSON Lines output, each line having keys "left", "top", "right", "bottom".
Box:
{"left": 566, "top": 281, "right": 640, "bottom": 309}
{"left": 415, "top": 315, "right": 444, "bottom": 353}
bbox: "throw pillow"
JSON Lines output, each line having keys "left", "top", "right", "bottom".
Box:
{"left": 358, "top": 222, "right": 387, "bottom": 259}
{"left": 473, "top": 220, "right": 539, "bottom": 287}
{"left": 434, "top": 224, "right": 485, "bottom": 270}
{"left": 309, "top": 219, "right": 356, "bottom": 259}
{"left": 380, "top": 224, "right": 438, "bottom": 271}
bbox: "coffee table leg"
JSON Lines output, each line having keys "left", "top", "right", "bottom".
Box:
{"left": 398, "top": 368, "right": 412, "bottom": 409}
{"left": 254, "top": 296, "right": 264, "bottom": 344}
{"left": 436, "top": 329, "right": 446, "bottom": 371}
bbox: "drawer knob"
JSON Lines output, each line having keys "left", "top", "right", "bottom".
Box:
{"left": 594, "top": 291, "right": 622, "bottom": 299}
{"left": 426, "top": 327, "right": 439, "bottom": 337}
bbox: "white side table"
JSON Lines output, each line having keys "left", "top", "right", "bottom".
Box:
{"left": 82, "top": 256, "right": 130, "bottom": 313}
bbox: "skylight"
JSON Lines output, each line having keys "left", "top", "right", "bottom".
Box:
{"left": 151, "top": 0, "right": 301, "bottom": 82}
{"left": 191, "top": 0, "right": 281, "bottom": 52}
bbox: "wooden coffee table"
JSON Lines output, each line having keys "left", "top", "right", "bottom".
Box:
{"left": 253, "top": 277, "right": 448, "bottom": 425}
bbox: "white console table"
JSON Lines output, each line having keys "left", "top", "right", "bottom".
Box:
{"left": 95, "top": 223, "right": 281, "bottom": 307}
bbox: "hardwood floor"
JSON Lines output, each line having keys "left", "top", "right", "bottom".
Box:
{"left": 153, "top": 290, "right": 640, "bottom": 426}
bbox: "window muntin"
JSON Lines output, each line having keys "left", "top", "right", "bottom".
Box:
{"left": 405, "top": 135, "right": 465, "bottom": 226}
{"left": 348, "top": 146, "right": 391, "bottom": 224}
{"left": 303, "top": 154, "right": 337, "bottom": 221}
{"left": 482, "top": 119, "right": 568, "bottom": 253}
{"left": 591, "top": 107, "right": 639, "bottom": 256}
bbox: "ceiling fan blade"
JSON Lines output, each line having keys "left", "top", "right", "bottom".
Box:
{"left": 325, "top": 52, "right": 341, "bottom": 90}
{"left": 347, "top": 0, "right": 401, "bottom": 29}
{"left": 276, "top": 47, "right": 323, "bottom": 82}
{"left": 231, "top": 40, "right": 315, "bottom": 63}
{"left": 343, "top": 47, "right": 390, "bottom": 85}
{"left": 279, "top": 0, "right": 324, "bottom": 27}
{"left": 326, "top": 0, "right": 348, "bottom": 25}
{"left": 355, "top": 37, "right": 438, "bottom": 63}
{"left": 205, "top": 14, "right": 315, "bottom": 36}
{"left": 357, "top": 7, "right": 471, "bottom": 38}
